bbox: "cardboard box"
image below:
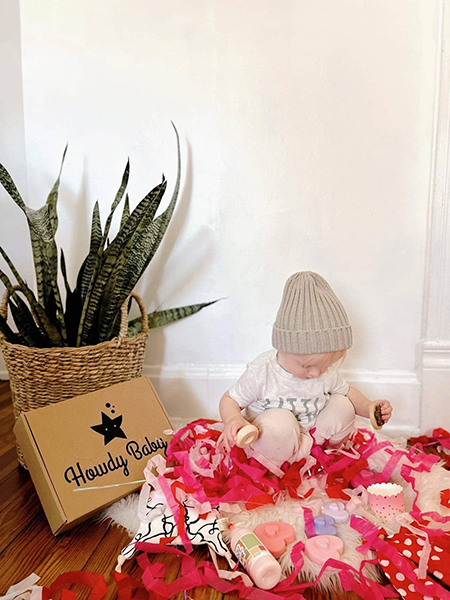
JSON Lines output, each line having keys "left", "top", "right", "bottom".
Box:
{"left": 14, "top": 377, "right": 173, "bottom": 534}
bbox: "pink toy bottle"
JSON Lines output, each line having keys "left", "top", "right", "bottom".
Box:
{"left": 229, "top": 524, "right": 282, "bottom": 590}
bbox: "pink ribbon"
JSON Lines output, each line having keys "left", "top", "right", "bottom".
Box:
{"left": 302, "top": 507, "right": 316, "bottom": 539}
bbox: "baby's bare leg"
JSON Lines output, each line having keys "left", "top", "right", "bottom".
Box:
{"left": 248, "top": 408, "right": 313, "bottom": 468}
{"left": 313, "top": 394, "right": 355, "bottom": 447}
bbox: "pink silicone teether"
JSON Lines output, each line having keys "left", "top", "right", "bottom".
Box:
{"left": 304, "top": 535, "right": 344, "bottom": 565}
{"left": 254, "top": 522, "right": 296, "bottom": 559}
{"left": 312, "top": 515, "right": 337, "bottom": 537}
{"left": 321, "top": 501, "right": 349, "bottom": 523}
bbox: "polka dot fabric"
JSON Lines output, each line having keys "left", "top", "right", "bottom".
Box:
{"left": 376, "top": 527, "right": 450, "bottom": 599}
{"left": 389, "top": 529, "right": 450, "bottom": 583}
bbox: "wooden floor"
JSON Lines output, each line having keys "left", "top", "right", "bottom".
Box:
{"left": 0, "top": 380, "right": 369, "bottom": 599}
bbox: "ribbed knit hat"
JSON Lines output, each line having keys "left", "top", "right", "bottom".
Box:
{"left": 272, "top": 271, "right": 353, "bottom": 354}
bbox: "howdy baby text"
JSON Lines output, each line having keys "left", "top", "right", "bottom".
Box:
{"left": 64, "top": 437, "right": 168, "bottom": 487}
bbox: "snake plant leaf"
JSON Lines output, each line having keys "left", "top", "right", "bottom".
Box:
{"left": 0, "top": 313, "right": 18, "bottom": 344}
{"left": 127, "top": 300, "right": 219, "bottom": 336}
{"left": 101, "top": 177, "right": 167, "bottom": 273}
{"left": 46, "top": 144, "right": 68, "bottom": 235}
{"left": 76, "top": 201, "right": 102, "bottom": 304}
{"left": 60, "top": 249, "right": 71, "bottom": 294}
{"left": 102, "top": 159, "right": 130, "bottom": 244}
{"left": 81, "top": 179, "right": 167, "bottom": 344}
{"left": 0, "top": 164, "right": 51, "bottom": 308}
{"left": 96, "top": 184, "right": 169, "bottom": 341}
{"left": 120, "top": 193, "right": 130, "bottom": 230}
{"left": 8, "top": 298, "right": 48, "bottom": 347}
{"left": 61, "top": 250, "right": 83, "bottom": 346}
{"left": 0, "top": 270, "right": 49, "bottom": 346}
{"left": 0, "top": 267, "right": 41, "bottom": 347}
{"left": 78, "top": 177, "right": 167, "bottom": 345}
{"left": 97, "top": 202, "right": 175, "bottom": 341}
{"left": 96, "top": 125, "right": 181, "bottom": 342}
{"left": 27, "top": 206, "right": 58, "bottom": 306}
{"left": 0, "top": 152, "right": 66, "bottom": 322}
{"left": 25, "top": 213, "right": 67, "bottom": 342}
{"left": 0, "top": 250, "right": 64, "bottom": 346}
{"left": 0, "top": 163, "right": 27, "bottom": 211}
{"left": 76, "top": 161, "right": 130, "bottom": 345}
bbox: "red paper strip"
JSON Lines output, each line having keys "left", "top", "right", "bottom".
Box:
{"left": 42, "top": 572, "right": 107, "bottom": 600}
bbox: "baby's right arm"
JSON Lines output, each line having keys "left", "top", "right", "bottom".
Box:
{"left": 218, "top": 392, "right": 252, "bottom": 452}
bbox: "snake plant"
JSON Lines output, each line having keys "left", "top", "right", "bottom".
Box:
{"left": 0, "top": 125, "right": 216, "bottom": 347}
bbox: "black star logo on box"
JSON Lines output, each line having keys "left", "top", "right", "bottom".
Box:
{"left": 90, "top": 412, "right": 127, "bottom": 445}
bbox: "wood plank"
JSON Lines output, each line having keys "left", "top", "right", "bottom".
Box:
{"left": 0, "top": 479, "right": 43, "bottom": 552}
{"left": 28, "top": 519, "right": 112, "bottom": 585}
{"left": 0, "top": 505, "right": 61, "bottom": 589}
{"left": 0, "top": 412, "right": 15, "bottom": 439}
{"left": 0, "top": 513, "right": 110, "bottom": 590}
{"left": 0, "top": 429, "right": 17, "bottom": 460}
{"left": 0, "top": 397, "right": 13, "bottom": 419}
{"left": 0, "top": 465, "right": 30, "bottom": 512}
{"left": 0, "top": 446, "right": 19, "bottom": 482}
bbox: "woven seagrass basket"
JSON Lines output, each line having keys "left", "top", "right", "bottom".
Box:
{"left": 0, "top": 287, "right": 149, "bottom": 468}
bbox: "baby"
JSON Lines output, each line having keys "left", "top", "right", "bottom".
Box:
{"left": 219, "top": 271, "right": 392, "bottom": 469}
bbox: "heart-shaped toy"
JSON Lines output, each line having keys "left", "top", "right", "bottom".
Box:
{"left": 253, "top": 522, "right": 296, "bottom": 558}
{"left": 312, "top": 514, "right": 337, "bottom": 537}
{"left": 321, "top": 501, "right": 349, "bottom": 523}
{"left": 304, "top": 534, "right": 344, "bottom": 565}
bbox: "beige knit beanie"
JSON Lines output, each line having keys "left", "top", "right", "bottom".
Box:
{"left": 272, "top": 271, "right": 353, "bottom": 354}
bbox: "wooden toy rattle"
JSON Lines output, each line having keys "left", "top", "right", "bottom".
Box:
{"left": 370, "top": 402, "right": 384, "bottom": 430}
{"left": 236, "top": 424, "right": 259, "bottom": 448}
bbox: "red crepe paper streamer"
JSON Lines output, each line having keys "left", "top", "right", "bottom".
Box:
{"left": 410, "top": 428, "right": 450, "bottom": 467}
{"left": 441, "top": 489, "right": 450, "bottom": 508}
{"left": 114, "top": 573, "right": 150, "bottom": 600}
{"left": 165, "top": 420, "right": 312, "bottom": 511}
{"left": 42, "top": 572, "right": 107, "bottom": 600}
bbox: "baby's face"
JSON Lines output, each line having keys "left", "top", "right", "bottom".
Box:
{"left": 277, "top": 351, "right": 344, "bottom": 380}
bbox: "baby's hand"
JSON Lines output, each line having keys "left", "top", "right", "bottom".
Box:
{"left": 218, "top": 415, "right": 252, "bottom": 453}
{"left": 374, "top": 399, "right": 393, "bottom": 424}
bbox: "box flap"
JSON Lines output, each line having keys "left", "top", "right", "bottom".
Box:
{"left": 14, "top": 415, "right": 67, "bottom": 534}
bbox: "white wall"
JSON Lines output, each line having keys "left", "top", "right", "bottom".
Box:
{"left": 0, "top": 0, "right": 29, "bottom": 375}
{"left": 0, "top": 0, "right": 444, "bottom": 434}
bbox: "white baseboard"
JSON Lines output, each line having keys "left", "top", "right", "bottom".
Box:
{"left": 1, "top": 364, "right": 422, "bottom": 435}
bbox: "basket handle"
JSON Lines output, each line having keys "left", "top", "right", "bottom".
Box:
{"left": 0, "top": 285, "right": 23, "bottom": 321}
{"left": 117, "top": 291, "right": 148, "bottom": 346}
{"left": 0, "top": 286, "right": 40, "bottom": 341}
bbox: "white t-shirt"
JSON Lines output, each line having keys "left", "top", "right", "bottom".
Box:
{"left": 228, "top": 350, "right": 350, "bottom": 431}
